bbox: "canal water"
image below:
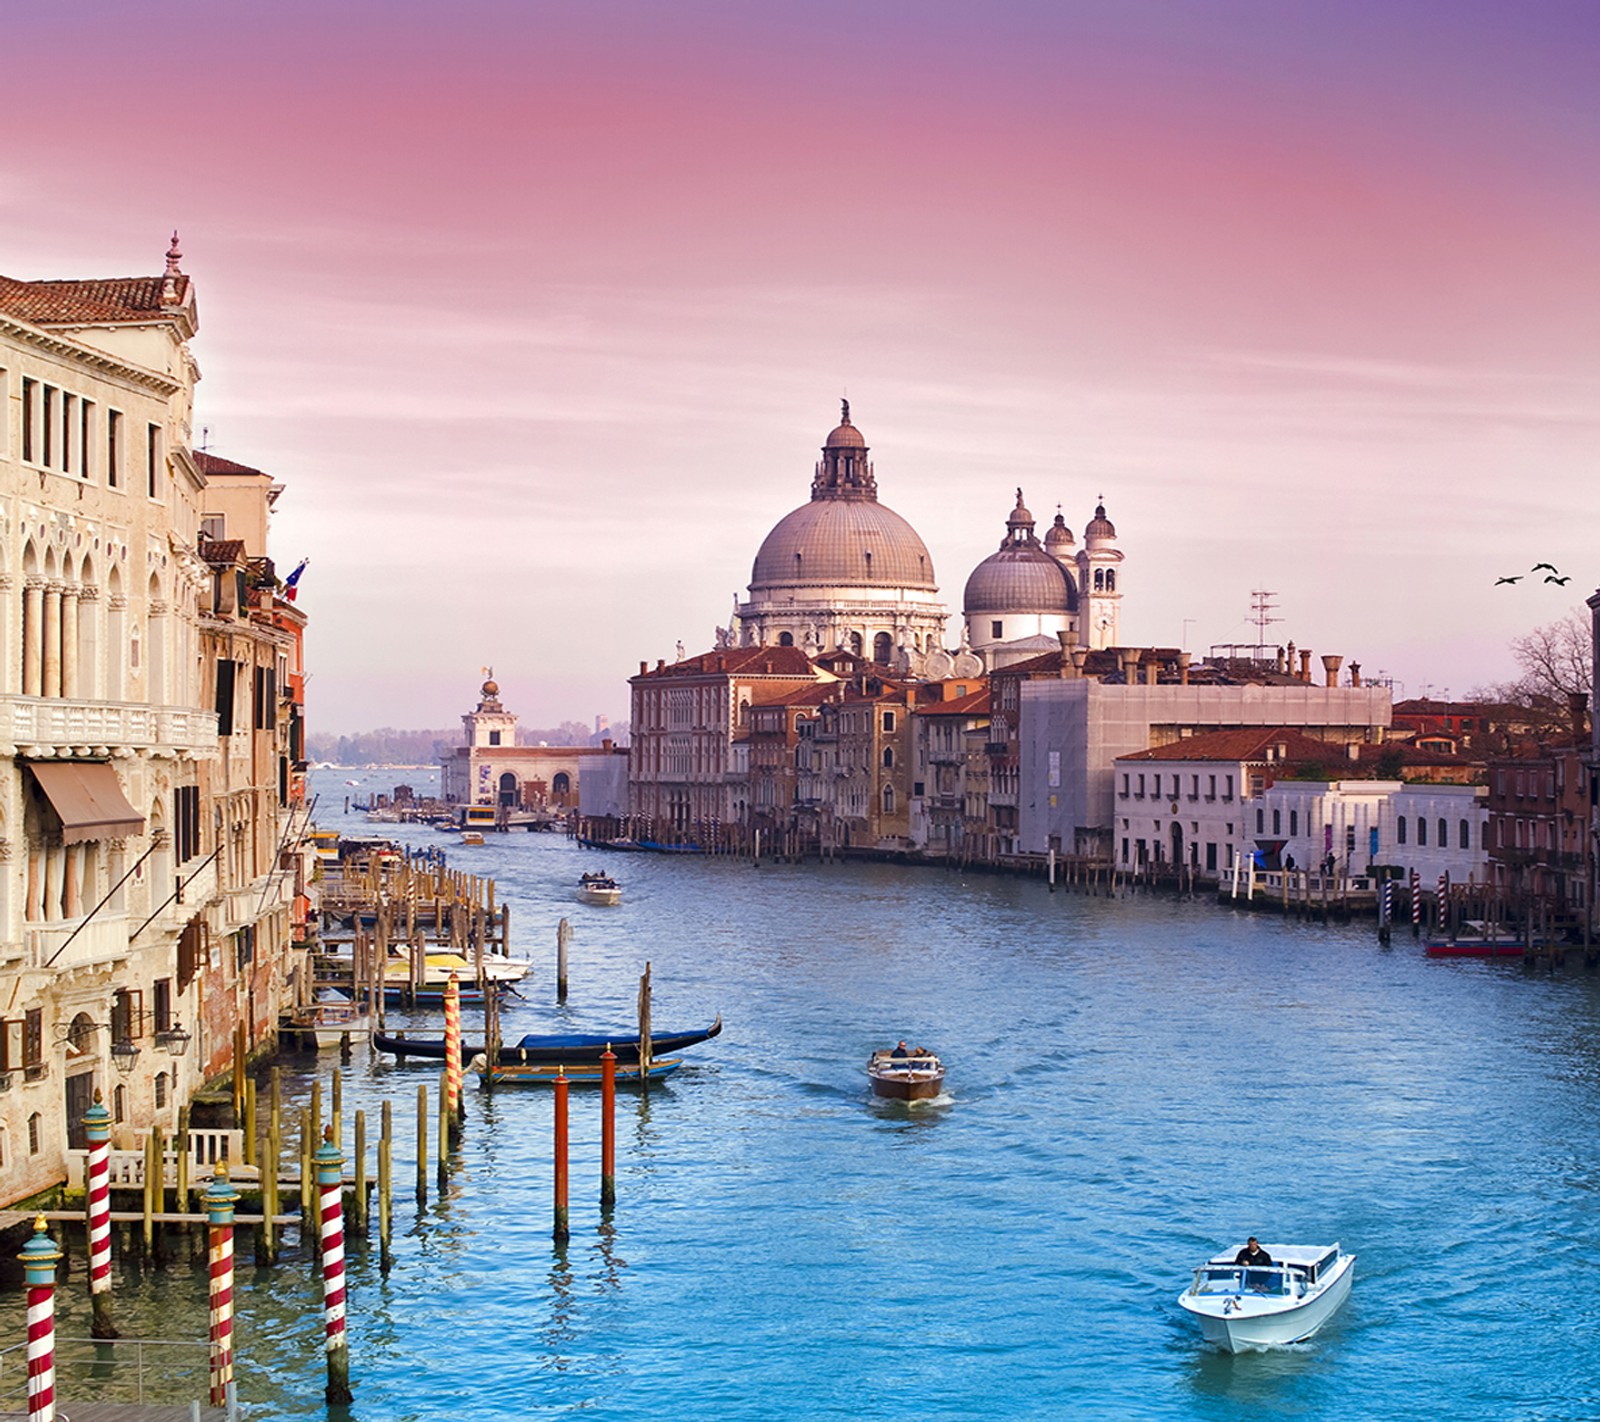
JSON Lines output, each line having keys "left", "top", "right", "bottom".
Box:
{"left": 15, "top": 771, "right": 1600, "bottom": 1419}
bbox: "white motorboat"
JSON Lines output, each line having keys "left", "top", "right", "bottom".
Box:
{"left": 578, "top": 872, "right": 622, "bottom": 906}
{"left": 1178, "top": 1243, "right": 1355, "bottom": 1352}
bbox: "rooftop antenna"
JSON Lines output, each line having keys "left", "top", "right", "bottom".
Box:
{"left": 199, "top": 425, "right": 210, "bottom": 452}
{"left": 1250, "top": 589, "right": 1281, "bottom": 657}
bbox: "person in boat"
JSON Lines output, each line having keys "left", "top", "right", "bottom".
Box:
{"left": 890, "top": 1040, "right": 910, "bottom": 1058}
{"left": 1234, "top": 1237, "right": 1272, "bottom": 1267}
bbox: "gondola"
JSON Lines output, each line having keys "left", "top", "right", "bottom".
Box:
{"left": 373, "top": 1014, "right": 722, "bottom": 1065}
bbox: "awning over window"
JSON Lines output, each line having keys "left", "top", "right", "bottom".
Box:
{"left": 29, "top": 762, "right": 145, "bottom": 844}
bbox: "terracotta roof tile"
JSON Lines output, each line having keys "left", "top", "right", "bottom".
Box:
{"left": 0, "top": 273, "right": 193, "bottom": 325}
{"left": 195, "top": 451, "right": 270, "bottom": 479}
{"left": 635, "top": 646, "right": 818, "bottom": 680}
{"left": 198, "top": 538, "right": 247, "bottom": 566}
{"left": 1119, "top": 727, "right": 1352, "bottom": 763}
{"left": 917, "top": 689, "right": 991, "bottom": 716}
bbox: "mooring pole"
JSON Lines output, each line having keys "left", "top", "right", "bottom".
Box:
{"left": 600, "top": 1047, "right": 616, "bottom": 1215}
{"left": 557, "top": 918, "right": 571, "bottom": 1004}
{"left": 553, "top": 1066, "right": 570, "bottom": 1243}
{"left": 315, "top": 1128, "right": 354, "bottom": 1406}
{"left": 82, "top": 1090, "right": 117, "bottom": 1338}
{"left": 204, "top": 1162, "right": 240, "bottom": 1413}
{"left": 444, "top": 974, "right": 464, "bottom": 1133}
{"left": 19, "top": 1216, "right": 63, "bottom": 1422}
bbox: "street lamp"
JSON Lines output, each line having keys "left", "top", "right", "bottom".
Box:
{"left": 109, "top": 1037, "right": 141, "bottom": 1075}
{"left": 154, "top": 1019, "right": 191, "bottom": 1057}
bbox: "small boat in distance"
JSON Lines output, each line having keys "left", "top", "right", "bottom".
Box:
{"left": 1426, "top": 920, "right": 1534, "bottom": 957}
{"left": 461, "top": 830, "right": 486, "bottom": 846}
{"left": 867, "top": 1045, "right": 944, "bottom": 1101}
{"left": 578, "top": 871, "right": 622, "bottom": 905}
{"left": 1178, "top": 1243, "right": 1355, "bottom": 1352}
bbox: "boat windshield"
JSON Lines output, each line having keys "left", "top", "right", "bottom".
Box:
{"left": 1192, "top": 1266, "right": 1292, "bottom": 1296}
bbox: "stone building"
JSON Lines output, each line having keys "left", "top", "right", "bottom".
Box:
{"left": 0, "top": 241, "right": 308, "bottom": 1205}
{"left": 439, "top": 674, "right": 613, "bottom": 815}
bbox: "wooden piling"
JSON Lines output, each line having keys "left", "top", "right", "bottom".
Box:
{"left": 553, "top": 1067, "right": 570, "bottom": 1243}
{"left": 300, "top": 1107, "right": 315, "bottom": 1223}
{"left": 353, "top": 1109, "right": 368, "bottom": 1235}
{"left": 175, "top": 1107, "right": 191, "bottom": 1215}
{"left": 557, "top": 917, "right": 571, "bottom": 1003}
{"left": 416, "top": 1083, "right": 428, "bottom": 1203}
{"left": 331, "top": 1070, "right": 343, "bottom": 1150}
{"left": 243, "top": 1077, "right": 257, "bottom": 1170}
{"left": 379, "top": 1099, "right": 393, "bottom": 1275}
{"left": 600, "top": 1047, "right": 616, "bottom": 1215}
{"left": 437, "top": 1069, "right": 450, "bottom": 1185}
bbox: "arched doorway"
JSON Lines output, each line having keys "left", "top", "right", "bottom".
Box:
{"left": 497, "top": 772, "right": 518, "bottom": 808}
{"left": 552, "top": 772, "right": 571, "bottom": 807}
{"left": 1170, "top": 822, "right": 1184, "bottom": 869}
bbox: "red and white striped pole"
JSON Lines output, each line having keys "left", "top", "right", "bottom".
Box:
{"left": 203, "top": 1161, "right": 240, "bottom": 1410}
{"left": 315, "top": 1126, "right": 353, "bottom": 1405}
{"left": 1411, "top": 870, "right": 1422, "bottom": 936}
{"left": 443, "top": 972, "right": 463, "bottom": 1134}
{"left": 1437, "top": 872, "right": 1449, "bottom": 933}
{"left": 83, "top": 1089, "right": 117, "bottom": 1339}
{"left": 19, "top": 1215, "right": 63, "bottom": 1422}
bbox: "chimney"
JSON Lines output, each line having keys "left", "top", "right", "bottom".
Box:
{"left": 1298, "top": 649, "right": 1312, "bottom": 682}
{"left": 1071, "top": 647, "right": 1088, "bottom": 677}
{"left": 1120, "top": 649, "right": 1140, "bottom": 682}
{"left": 1321, "top": 654, "right": 1343, "bottom": 688}
{"left": 1286, "top": 640, "right": 1296, "bottom": 676}
{"left": 1057, "top": 629, "right": 1079, "bottom": 651}
{"left": 1144, "top": 658, "right": 1157, "bottom": 686}
{"left": 602, "top": 737, "right": 614, "bottom": 751}
{"left": 656, "top": 660, "right": 665, "bottom": 672}
{"left": 1349, "top": 661, "right": 1362, "bottom": 688}
{"left": 640, "top": 661, "right": 648, "bottom": 675}
{"left": 1178, "top": 651, "right": 1191, "bottom": 685}
{"left": 1275, "top": 646, "right": 1286, "bottom": 674}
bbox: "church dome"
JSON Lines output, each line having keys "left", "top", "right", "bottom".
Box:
{"left": 751, "top": 499, "right": 936, "bottom": 590}
{"left": 748, "top": 403, "right": 937, "bottom": 592}
{"left": 1044, "top": 510, "right": 1075, "bottom": 554}
{"left": 963, "top": 546, "right": 1076, "bottom": 614}
{"left": 964, "top": 491, "right": 1076, "bottom": 615}
{"left": 1085, "top": 500, "right": 1116, "bottom": 542}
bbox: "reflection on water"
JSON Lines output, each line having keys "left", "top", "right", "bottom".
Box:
{"left": 10, "top": 772, "right": 1600, "bottom": 1421}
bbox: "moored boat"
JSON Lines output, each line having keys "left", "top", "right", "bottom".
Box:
{"left": 1426, "top": 920, "right": 1534, "bottom": 957}
{"left": 381, "top": 950, "right": 532, "bottom": 1004}
{"left": 578, "top": 871, "right": 622, "bottom": 905}
{"left": 374, "top": 1015, "right": 723, "bottom": 1065}
{"left": 476, "top": 1056, "right": 683, "bottom": 1086}
{"left": 1178, "top": 1243, "right": 1355, "bottom": 1352}
{"left": 867, "top": 1046, "right": 944, "bottom": 1101}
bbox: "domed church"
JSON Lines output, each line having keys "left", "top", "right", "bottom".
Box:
{"left": 733, "top": 403, "right": 948, "bottom": 669}
{"left": 963, "top": 490, "right": 1123, "bottom": 667}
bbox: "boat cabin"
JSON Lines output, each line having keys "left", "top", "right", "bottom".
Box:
{"left": 1192, "top": 1243, "right": 1341, "bottom": 1297}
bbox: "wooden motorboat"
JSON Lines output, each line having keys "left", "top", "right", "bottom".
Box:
{"left": 381, "top": 950, "right": 532, "bottom": 1004}
{"left": 867, "top": 1047, "right": 945, "bottom": 1101}
{"left": 578, "top": 871, "right": 622, "bottom": 905}
{"left": 373, "top": 1015, "right": 723, "bottom": 1065}
{"left": 477, "top": 1056, "right": 683, "bottom": 1087}
{"left": 1179, "top": 1243, "right": 1355, "bottom": 1352}
{"left": 281, "top": 991, "right": 371, "bottom": 1050}
{"left": 460, "top": 830, "right": 486, "bottom": 846}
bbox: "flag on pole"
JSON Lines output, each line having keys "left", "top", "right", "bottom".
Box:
{"left": 283, "top": 558, "right": 309, "bottom": 601}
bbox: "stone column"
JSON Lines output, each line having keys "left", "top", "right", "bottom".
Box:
{"left": 41, "top": 585, "right": 62, "bottom": 699}
{"left": 60, "top": 589, "right": 79, "bottom": 700}
{"left": 22, "top": 580, "right": 44, "bottom": 697}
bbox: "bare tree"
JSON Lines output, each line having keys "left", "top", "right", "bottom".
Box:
{"left": 1474, "top": 610, "right": 1592, "bottom": 741}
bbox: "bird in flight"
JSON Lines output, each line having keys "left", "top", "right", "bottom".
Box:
{"left": 1531, "top": 562, "right": 1558, "bottom": 573}
{"left": 1545, "top": 574, "right": 1571, "bottom": 585}
{"left": 1495, "top": 575, "right": 1522, "bottom": 585}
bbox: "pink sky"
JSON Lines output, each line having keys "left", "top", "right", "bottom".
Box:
{"left": 7, "top": 1, "right": 1598, "bottom": 731}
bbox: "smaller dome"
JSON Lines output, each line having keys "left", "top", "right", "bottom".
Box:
{"left": 825, "top": 420, "right": 866, "bottom": 449}
{"left": 1044, "top": 510, "right": 1075, "bottom": 552}
{"left": 1008, "top": 488, "right": 1034, "bottom": 529}
{"left": 482, "top": 677, "right": 499, "bottom": 697}
{"left": 1085, "top": 499, "right": 1116, "bottom": 540}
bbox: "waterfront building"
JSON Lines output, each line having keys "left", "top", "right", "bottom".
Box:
{"left": 439, "top": 674, "right": 615, "bottom": 815}
{"left": 1485, "top": 732, "right": 1590, "bottom": 923}
{"left": 628, "top": 645, "right": 825, "bottom": 838}
{"left": 911, "top": 684, "right": 990, "bottom": 858}
{"left": 1018, "top": 657, "right": 1391, "bottom": 863}
{"left": 1115, "top": 727, "right": 1488, "bottom": 886}
{"left": 732, "top": 404, "right": 948, "bottom": 667}
{"left": 0, "top": 242, "right": 309, "bottom": 1205}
